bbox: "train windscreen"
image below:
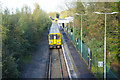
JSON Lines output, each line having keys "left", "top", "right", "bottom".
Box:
{"left": 50, "top": 35, "right": 54, "bottom": 40}
{"left": 50, "top": 34, "right": 60, "bottom": 40}
{"left": 56, "top": 35, "right": 60, "bottom": 39}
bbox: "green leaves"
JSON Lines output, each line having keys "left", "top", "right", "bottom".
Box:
{"left": 2, "top": 4, "right": 51, "bottom": 78}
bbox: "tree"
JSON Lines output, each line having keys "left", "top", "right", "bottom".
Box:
{"left": 2, "top": 4, "right": 51, "bottom": 78}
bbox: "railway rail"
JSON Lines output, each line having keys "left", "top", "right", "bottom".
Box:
{"left": 47, "top": 49, "right": 68, "bottom": 79}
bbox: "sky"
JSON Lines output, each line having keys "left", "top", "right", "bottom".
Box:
{"left": 0, "top": 0, "right": 68, "bottom": 13}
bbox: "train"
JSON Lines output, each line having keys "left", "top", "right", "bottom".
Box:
{"left": 48, "top": 23, "right": 61, "bottom": 48}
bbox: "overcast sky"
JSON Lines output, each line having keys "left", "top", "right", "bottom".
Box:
{"left": 0, "top": 0, "right": 68, "bottom": 13}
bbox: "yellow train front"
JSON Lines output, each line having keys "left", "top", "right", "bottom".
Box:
{"left": 48, "top": 23, "right": 61, "bottom": 48}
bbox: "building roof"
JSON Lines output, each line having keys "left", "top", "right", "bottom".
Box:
{"left": 64, "top": 16, "right": 74, "bottom": 22}
{"left": 57, "top": 19, "right": 69, "bottom": 23}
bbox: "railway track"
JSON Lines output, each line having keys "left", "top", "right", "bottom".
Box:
{"left": 47, "top": 49, "right": 69, "bottom": 79}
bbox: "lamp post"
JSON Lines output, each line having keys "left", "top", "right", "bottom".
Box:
{"left": 93, "top": 12, "right": 118, "bottom": 79}
{"left": 73, "top": 13, "right": 87, "bottom": 57}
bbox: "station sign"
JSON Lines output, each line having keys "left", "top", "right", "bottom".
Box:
{"left": 98, "top": 61, "right": 103, "bottom": 67}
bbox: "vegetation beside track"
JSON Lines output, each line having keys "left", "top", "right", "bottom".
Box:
{"left": 2, "top": 3, "right": 52, "bottom": 78}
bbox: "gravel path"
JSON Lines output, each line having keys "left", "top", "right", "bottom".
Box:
{"left": 20, "top": 30, "right": 49, "bottom": 78}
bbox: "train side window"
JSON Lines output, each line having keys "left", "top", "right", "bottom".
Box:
{"left": 57, "top": 35, "right": 60, "bottom": 39}
{"left": 50, "top": 35, "right": 54, "bottom": 40}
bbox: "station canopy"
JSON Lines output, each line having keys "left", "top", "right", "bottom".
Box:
{"left": 57, "top": 16, "right": 74, "bottom": 24}
{"left": 57, "top": 19, "right": 69, "bottom": 23}
{"left": 64, "top": 16, "right": 74, "bottom": 22}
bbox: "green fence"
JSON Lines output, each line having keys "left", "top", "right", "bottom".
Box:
{"left": 76, "top": 40, "right": 89, "bottom": 63}
{"left": 67, "top": 30, "right": 89, "bottom": 66}
{"left": 66, "top": 28, "right": 119, "bottom": 79}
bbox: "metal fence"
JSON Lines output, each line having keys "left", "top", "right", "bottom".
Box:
{"left": 65, "top": 28, "right": 119, "bottom": 79}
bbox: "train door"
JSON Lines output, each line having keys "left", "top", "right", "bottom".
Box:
{"left": 53, "top": 34, "right": 57, "bottom": 45}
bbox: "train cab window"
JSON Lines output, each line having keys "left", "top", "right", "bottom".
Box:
{"left": 50, "top": 35, "right": 54, "bottom": 40}
{"left": 57, "top": 35, "right": 60, "bottom": 39}
{"left": 50, "top": 34, "right": 60, "bottom": 40}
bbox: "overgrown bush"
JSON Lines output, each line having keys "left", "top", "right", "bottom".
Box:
{"left": 2, "top": 4, "right": 51, "bottom": 78}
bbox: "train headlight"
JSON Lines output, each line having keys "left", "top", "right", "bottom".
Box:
{"left": 50, "top": 41, "right": 52, "bottom": 43}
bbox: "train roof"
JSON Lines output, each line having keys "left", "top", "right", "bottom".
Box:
{"left": 49, "top": 23, "right": 60, "bottom": 34}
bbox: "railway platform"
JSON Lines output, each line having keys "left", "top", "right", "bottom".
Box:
{"left": 61, "top": 30, "right": 95, "bottom": 79}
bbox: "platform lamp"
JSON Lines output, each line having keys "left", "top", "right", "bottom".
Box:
{"left": 93, "top": 11, "right": 118, "bottom": 79}
{"left": 73, "top": 13, "right": 87, "bottom": 57}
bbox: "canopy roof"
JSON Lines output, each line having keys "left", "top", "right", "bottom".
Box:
{"left": 57, "top": 19, "right": 69, "bottom": 23}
